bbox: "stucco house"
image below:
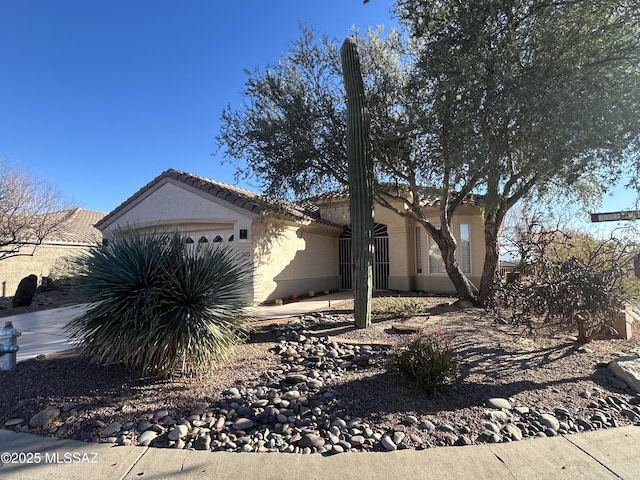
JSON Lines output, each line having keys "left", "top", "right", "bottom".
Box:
{"left": 1, "top": 208, "right": 106, "bottom": 297}
{"left": 96, "top": 169, "right": 486, "bottom": 304}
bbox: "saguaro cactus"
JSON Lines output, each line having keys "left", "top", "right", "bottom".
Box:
{"left": 341, "top": 37, "right": 374, "bottom": 329}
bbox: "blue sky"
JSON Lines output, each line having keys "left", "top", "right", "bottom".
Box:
{"left": 0, "top": 0, "right": 396, "bottom": 212}
{"left": 0, "top": 0, "right": 637, "bottom": 233}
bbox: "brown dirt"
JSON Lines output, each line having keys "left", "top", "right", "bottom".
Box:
{"left": 1, "top": 296, "right": 639, "bottom": 446}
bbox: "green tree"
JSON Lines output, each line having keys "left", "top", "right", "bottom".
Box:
{"left": 218, "top": 1, "right": 640, "bottom": 306}
{"left": 217, "top": 27, "right": 479, "bottom": 302}
{"left": 395, "top": 0, "right": 640, "bottom": 303}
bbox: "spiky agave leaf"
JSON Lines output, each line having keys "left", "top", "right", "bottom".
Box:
{"left": 140, "top": 241, "right": 252, "bottom": 376}
{"left": 67, "top": 230, "right": 173, "bottom": 365}
{"left": 67, "top": 229, "right": 252, "bottom": 377}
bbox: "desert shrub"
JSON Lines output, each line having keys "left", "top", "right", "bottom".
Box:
{"left": 495, "top": 222, "right": 638, "bottom": 342}
{"left": 67, "top": 230, "right": 251, "bottom": 378}
{"left": 372, "top": 297, "right": 429, "bottom": 318}
{"left": 391, "top": 330, "right": 457, "bottom": 394}
{"left": 13, "top": 274, "right": 38, "bottom": 307}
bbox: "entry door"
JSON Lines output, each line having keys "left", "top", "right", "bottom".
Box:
{"left": 339, "top": 224, "right": 389, "bottom": 290}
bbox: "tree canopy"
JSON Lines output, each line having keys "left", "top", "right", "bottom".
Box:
{"left": 217, "top": 0, "right": 640, "bottom": 304}
{"left": 395, "top": 0, "right": 640, "bottom": 300}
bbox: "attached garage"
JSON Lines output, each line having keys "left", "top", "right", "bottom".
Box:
{"left": 95, "top": 169, "right": 343, "bottom": 304}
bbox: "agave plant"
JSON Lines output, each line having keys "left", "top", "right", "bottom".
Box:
{"left": 67, "top": 229, "right": 251, "bottom": 377}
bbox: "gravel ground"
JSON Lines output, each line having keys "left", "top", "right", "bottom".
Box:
{"left": 1, "top": 295, "right": 639, "bottom": 450}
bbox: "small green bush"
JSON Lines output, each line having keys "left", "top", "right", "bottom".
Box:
{"left": 372, "top": 297, "right": 429, "bottom": 318}
{"left": 13, "top": 274, "right": 38, "bottom": 307}
{"left": 392, "top": 330, "right": 457, "bottom": 394}
{"left": 67, "top": 230, "right": 251, "bottom": 378}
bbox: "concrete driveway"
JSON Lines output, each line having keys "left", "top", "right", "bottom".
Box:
{"left": 1, "top": 304, "right": 88, "bottom": 362}
{"left": 3, "top": 292, "right": 352, "bottom": 363}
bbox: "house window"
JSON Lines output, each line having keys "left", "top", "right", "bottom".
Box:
{"left": 185, "top": 237, "right": 194, "bottom": 244}
{"left": 415, "top": 226, "right": 422, "bottom": 273}
{"left": 428, "top": 228, "right": 446, "bottom": 274}
{"left": 213, "top": 235, "right": 223, "bottom": 243}
{"left": 460, "top": 224, "right": 471, "bottom": 274}
{"left": 239, "top": 229, "right": 248, "bottom": 240}
{"left": 198, "top": 236, "right": 208, "bottom": 243}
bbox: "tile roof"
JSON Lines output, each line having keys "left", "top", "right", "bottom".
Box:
{"left": 95, "top": 169, "right": 341, "bottom": 230}
{"left": 306, "top": 182, "right": 484, "bottom": 207}
{"left": 45, "top": 208, "right": 105, "bottom": 244}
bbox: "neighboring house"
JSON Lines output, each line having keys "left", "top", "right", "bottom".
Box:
{"left": 96, "top": 169, "right": 486, "bottom": 304}
{"left": 499, "top": 260, "right": 520, "bottom": 278}
{"left": 0, "top": 208, "right": 106, "bottom": 297}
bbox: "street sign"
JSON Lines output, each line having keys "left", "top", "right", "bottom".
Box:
{"left": 590, "top": 210, "right": 640, "bottom": 222}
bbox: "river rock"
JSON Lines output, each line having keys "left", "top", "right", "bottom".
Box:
{"left": 168, "top": 424, "right": 189, "bottom": 441}
{"left": 503, "top": 423, "right": 523, "bottom": 440}
{"left": 299, "top": 433, "right": 324, "bottom": 449}
{"left": 349, "top": 435, "right": 365, "bottom": 447}
{"left": 29, "top": 406, "right": 60, "bottom": 428}
{"left": 285, "top": 374, "right": 308, "bottom": 384}
{"left": 103, "top": 422, "right": 123, "bottom": 437}
{"left": 608, "top": 355, "right": 640, "bottom": 393}
{"left": 232, "top": 418, "right": 254, "bottom": 431}
{"left": 538, "top": 413, "right": 560, "bottom": 431}
{"left": 193, "top": 434, "right": 211, "bottom": 450}
{"left": 486, "top": 398, "right": 512, "bottom": 410}
{"left": 4, "top": 418, "right": 25, "bottom": 427}
{"left": 137, "top": 430, "right": 158, "bottom": 446}
{"left": 381, "top": 436, "right": 397, "bottom": 451}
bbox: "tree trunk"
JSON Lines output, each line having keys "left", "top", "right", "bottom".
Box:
{"left": 479, "top": 216, "right": 501, "bottom": 305}
{"left": 432, "top": 228, "right": 479, "bottom": 303}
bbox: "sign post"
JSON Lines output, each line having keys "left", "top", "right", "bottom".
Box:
{"left": 590, "top": 210, "right": 640, "bottom": 278}
{"left": 590, "top": 210, "right": 640, "bottom": 222}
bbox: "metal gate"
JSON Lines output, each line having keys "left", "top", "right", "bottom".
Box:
{"left": 339, "top": 224, "right": 389, "bottom": 290}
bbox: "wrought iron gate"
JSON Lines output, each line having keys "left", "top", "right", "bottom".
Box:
{"left": 339, "top": 224, "right": 389, "bottom": 290}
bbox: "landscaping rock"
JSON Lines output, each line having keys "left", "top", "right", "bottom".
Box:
{"left": 608, "top": 355, "right": 640, "bottom": 393}
{"left": 168, "top": 424, "right": 189, "bottom": 441}
{"left": 4, "top": 418, "right": 25, "bottom": 427}
{"left": 538, "top": 413, "right": 560, "bottom": 431}
{"left": 486, "top": 398, "right": 512, "bottom": 410}
{"left": 29, "top": 406, "right": 60, "bottom": 428}
{"left": 137, "top": 430, "right": 158, "bottom": 446}
{"left": 381, "top": 436, "right": 397, "bottom": 451}
{"left": 299, "top": 433, "right": 324, "bottom": 449}
{"left": 232, "top": 418, "right": 254, "bottom": 431}
{"left": 102, "top": 422, "right": 122, "bottom": 437}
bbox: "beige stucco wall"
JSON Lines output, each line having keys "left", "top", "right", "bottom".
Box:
{"left": 319, "top": 197, "right": 485, "bottom": 295}
{"left": 100, "top": 179, "right": 253, "bottom": 235}
{"left": 251, "top": 218, "right": 340, "bottom": 302}
{"left": 0, "top": 244, "right": 88, "bottom": 297}
{"left": 100, "top": 180, "right": 257, "bottom": 301}
{"left": 410, "top": 204, "right": 485, "bottom": 293}
{"left": 100, "top": 180, "right": 342, "bottom": 304}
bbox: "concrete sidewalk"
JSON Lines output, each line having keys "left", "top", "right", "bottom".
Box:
{"left": 1, "top": 425, "right": 639, "bottom": 479}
